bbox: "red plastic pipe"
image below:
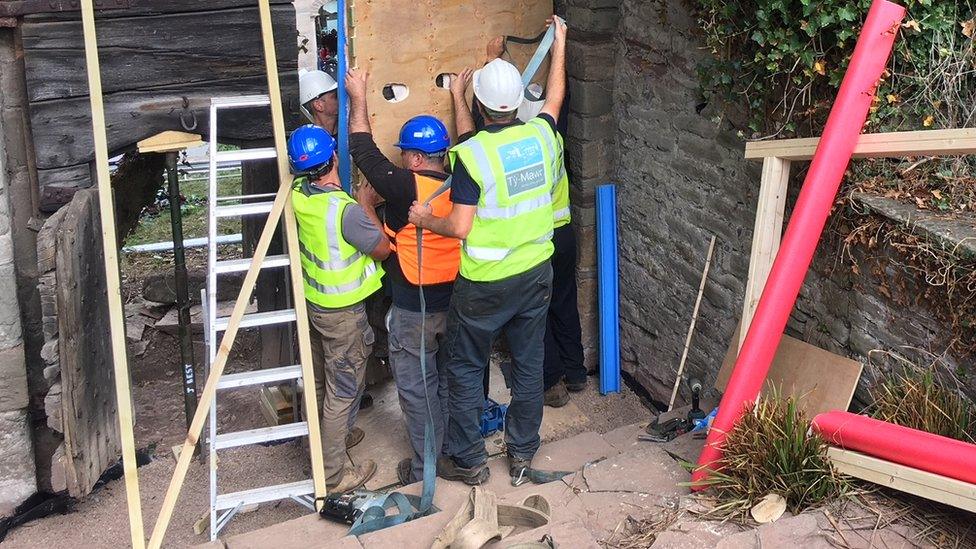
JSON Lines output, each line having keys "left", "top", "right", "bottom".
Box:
{"left": 812, "top": 411, "right": 976, "bottom": 485}
{"left": 692, "top": 0, "right": 906, "bottom": 487}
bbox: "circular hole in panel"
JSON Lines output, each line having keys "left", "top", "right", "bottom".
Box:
{"left": 382, "top": 83, "right": 410, "bottom": 103}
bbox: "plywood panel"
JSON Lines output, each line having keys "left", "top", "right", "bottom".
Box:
{"left": 716, "top": 327, "right": 863, "bottom": 419}
{"left": 350, "top": 0, "right": 553, "bottom": 160}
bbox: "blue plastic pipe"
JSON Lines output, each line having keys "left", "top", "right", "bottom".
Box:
{"left": 596, "top": 184, "right": 620, "bottom": 395}
{"left": 337, "top": 0, "right": 351, "bottom": 191}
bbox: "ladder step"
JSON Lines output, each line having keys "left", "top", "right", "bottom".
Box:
{"left": 214, "top": 422, "right": 309, "bottom": 450}
{"left": 217, "top": 365, "right": 303, "bottom": 390}
{"left": 215, "top": 147, "right": 276, "bottom": 163}
{"left": 214, "top": 254, "right": 290, "bottom": 274}
{"left": 211, "top": 95, "right": 271, "bottom": 109}
{"left": 215, "top": 309, "right": 297, "bottom": 331}
{"left": 215, "top": 479, "right": 314, "bottom": 511}
{"left": 214, "top": 201, "right": 274, "bottom": 218}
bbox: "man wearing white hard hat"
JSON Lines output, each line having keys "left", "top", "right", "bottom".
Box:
{"left": 409, "top": 17, "right": 568, "bottom": 486}
{"left": 299, "top": 68, "right": 340, "bottom": 134}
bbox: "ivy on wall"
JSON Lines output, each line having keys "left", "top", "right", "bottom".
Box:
{"left": 694, "top": 0, "right": 976, "bottom": 138}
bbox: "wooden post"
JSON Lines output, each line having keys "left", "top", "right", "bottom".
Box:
{"left": 79, "top": 1, "right": 146, "bottom": 547}
{"left": 738, "top": 157, "right": 790, "bottom": 352}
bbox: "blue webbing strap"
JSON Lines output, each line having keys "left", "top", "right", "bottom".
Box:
{"left": 346, "top": 178, "right": 453, "bottom": 536}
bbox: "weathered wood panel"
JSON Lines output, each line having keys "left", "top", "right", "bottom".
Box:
{"left": 55, "top": 188, "right": 119, "bottom": 498}
{"left": 22, "top": 0, "right": 293, "bottom": 22}
{"left": 352, "top": 0, "right": 554, "bottom": 161}
{"left": 22, "top": 6, "right": 295, "bottom": 102}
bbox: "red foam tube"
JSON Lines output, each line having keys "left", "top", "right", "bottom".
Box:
{"left": 812, "top": 411, "right": 976, "bottom": 485}
{"left": 692, "top": 0, "right": 906, "bottom": 488}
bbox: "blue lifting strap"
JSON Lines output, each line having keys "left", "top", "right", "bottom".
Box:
{"left": 346, "top": 177, "right": 453, "bottom": 537}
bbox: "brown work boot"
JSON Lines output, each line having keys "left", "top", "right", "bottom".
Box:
{"left": 345, "top": 426, "right": 365, "bottom": 449}
{"left": 397, "top": 458, "right": 414, "bottom": 485}
{"left": 327, "top": 460, "right": 377, "bottom": 493}
{"left": 565, "top": 379, "right": 587, "bottom": 393}
{"left": 544, "top": 383, "right": 570, "bottom": 408}
{"left": 436, "top": 456, "right": 489, "bottom": 486}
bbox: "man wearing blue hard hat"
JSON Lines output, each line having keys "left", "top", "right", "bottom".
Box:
{"left": 287, "top": 124, "right": 390, "bottom": 493}
{"left": 344, "top": 68, "right": 462, "bottom": 486}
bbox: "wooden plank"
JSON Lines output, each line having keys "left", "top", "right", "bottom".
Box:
{"left": 136, "top": 131, "right": 203, "bottom": 153}
{"left": 739, "top": 157, "right": 789, "bottom": 350}
{"left": 55, "top": 188, "right": 122, "bottom": 499}
{"left": 79, "top": 0, "right": 145, "bottom": 546}
{"left": 744, "top": 128, "right": 976, "bottom": 161}
{"left": 827, "top": 448, "right": 976, "bottom": 513}
{"left": 351, "top": 0, "right": 553, "bottom": 161}
{"left": 38, "top": 164, "right": 93, "bottom": 212}
{"left": 23, "top": 0, "right": 294, "bottom": 22}
{"left": 147, "top": 2, "right": 325, "bottom": 545}
{"left": 22, "top": 6, "right": 295, "bottom": 102}
{"left": 717, "top": 330, "right": 863, "bottom": 419}
{"left": 28, "top": 76, "right": 295, "bottom": 171}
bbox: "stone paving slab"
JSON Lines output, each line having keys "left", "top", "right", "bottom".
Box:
{"left": 486, "top": 519, "right": 601, "bottom": 548}
{"left": 650, "top": 520, "right": 744, "bottom": 548}
{"left": 599, "top": 421, "right": 646, "bottom": 453}
{"left": 580, "top": 443, "right": 688, "bottom": 500}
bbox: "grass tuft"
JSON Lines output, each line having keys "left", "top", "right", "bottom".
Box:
{"left": 696, "top": 396, "right": 848, "bottom": 518}
{"left": 870, "top": 367, "right": 976, "bottom": 444}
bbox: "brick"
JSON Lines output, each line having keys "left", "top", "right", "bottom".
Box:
{"left": 568, "top": 77, "right": 613, "bottom": 116}
{"left": 571, "top": 204, "right": 596, "bottom": 227}
{"left": 576, "top": 223, "right": 596, "bottom": 270}
{"left": 567, "top": 112, "right": 614, "bottom": 142}
{"left": 566, "top": 39, "right": 616, "bottom": 81}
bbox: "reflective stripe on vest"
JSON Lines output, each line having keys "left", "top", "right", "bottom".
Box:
{"left": 383, "top": 173, "right": 460, "bottom": 286}
{"left": 448, "top": 119, "right": 558, "bottom": 281}
{"left": 552, "top": 131, "right": 571, "bottom": 227}
{"left": 291, "top": 179, "right": 384, "bottom": 308}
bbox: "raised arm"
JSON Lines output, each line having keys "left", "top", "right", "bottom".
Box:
{"left": 346, "top": 67, "right": 372, "bottom": 134}
{"left": 540, "top": 17, "right": 567, "bottom": 123}
{"left": 450, "top": 68, "right": 476, "bottom": 138}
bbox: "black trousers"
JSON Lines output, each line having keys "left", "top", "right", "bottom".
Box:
{"left": 543, "top": 223, "right": 586, "bottom": 390}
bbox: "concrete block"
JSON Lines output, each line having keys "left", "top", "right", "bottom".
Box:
{"left": 568, "top": 77, "right": 613, "bottom": 117}
{"left": 566, "top": 137, "right": 612, "bottom": 183}
{"left": 576, "top": 224, "right": 596, "bottom": 270}
{"left": 571, "top": 205, "right": 596, "bottom": 227}
{"left": 0, "top": 409, "right": 37, "bottom": 517}
{"left": 0, "top": 344, "right": 27, "bottom": 412}
{"left": 566, "top": 40, "right": 616, "bottom": 82}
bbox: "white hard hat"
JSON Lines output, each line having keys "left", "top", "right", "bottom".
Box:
{"left": 299, "top": 68, "right": 338, "bottom": 105}
{"left": 473, "top": 59, "right": 524, "bottom": 113}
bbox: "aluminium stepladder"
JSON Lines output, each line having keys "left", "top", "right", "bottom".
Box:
{"left": 201, "top": 94, "right": 327, "bottom": 540}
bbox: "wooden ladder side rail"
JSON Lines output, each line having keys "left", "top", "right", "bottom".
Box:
{"left": 146, "top": 1, "right": 305, "bottom": 545}
{"left": 735, "top": 127, "right": 976, "bottom": 354}
{"left": 79, "top": 2, "right": 146, "bottom": 548}
{"left": 259, "top": 0, "right": 328, "bottom": 509}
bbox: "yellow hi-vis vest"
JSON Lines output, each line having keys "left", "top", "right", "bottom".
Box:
{"left": 552, "top": 131, "right": 571, "bottom": 228}
{"left": 291, "top": 178, "right": 384, "bottom": 308}
{"left": 448, "top": 118, "right": 557, "bottom": 282}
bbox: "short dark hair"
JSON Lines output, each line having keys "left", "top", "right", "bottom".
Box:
{"left": 482, "top": 105, "right": 517, "bottom": 123}
{"left": 403, "top": 149, "right": 447, "bottom": 160}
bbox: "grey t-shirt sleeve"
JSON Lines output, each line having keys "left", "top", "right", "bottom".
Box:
{"left": 340, "top": 203, "right": 384, "bottom": 255}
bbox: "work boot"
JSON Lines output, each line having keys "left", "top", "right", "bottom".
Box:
{"left": 327, "top": 460, "right": 377, "bottom": 493}
{"left": 436, "top": 456, "right": 489, "bottom": 486}
{"left": 397, "top": 458, "right": 413, "bottom": 486}
{"left": 544, "top": 383, "right": 570, "bottom": 408}
{"left": 565, "top": 379, "right": 587, "bottom": 393}
{"left": 509, "top": 455, "right": 532, "bottom": 485}
{"left": 345, "top": 426, "right": 365, "bottom": 449}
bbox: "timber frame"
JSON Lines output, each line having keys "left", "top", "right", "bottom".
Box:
{"left": 81, "top": 0, "right": 326, "bottom": 547}
{"left": 739, "top": 127, "right": 976, "bottom": 511}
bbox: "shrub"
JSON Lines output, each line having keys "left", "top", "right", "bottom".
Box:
{"left": 870, "top": 365, "right": 976, "bottom": 443}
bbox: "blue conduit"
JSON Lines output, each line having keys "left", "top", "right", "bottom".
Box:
{"left": 596, "top": 184, "right": 621, "bottom": 395}
{"left": 337, "top": 0, "right": 351, "bottom": 191}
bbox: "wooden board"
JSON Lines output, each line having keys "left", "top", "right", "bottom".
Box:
{"left": 744, "top": 128, "right": 976, "bottom": 161}
{"left": 716, "top": 327, "right": 863, "bottom": 419}
{"left": 54, "top": 188, "right": 122, "bottom": 498}
{"left": 136, "top": 131, "right": 203, "bottom": 153}
{"left": 827, "top": 448, "right": 976, "bottom": 513}
{"left": 350, "top": 0, "right": 553, "bottom": 161}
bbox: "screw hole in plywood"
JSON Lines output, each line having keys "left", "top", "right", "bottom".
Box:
{"left": 382, "top": 83, "right": 410, "bottom": 103}
{"left": 435, "top": 73, "right": 453, "bottom": 89}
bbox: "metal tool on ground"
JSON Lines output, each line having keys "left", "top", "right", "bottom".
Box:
{"left": 136, "top": 131, "right": 205, "bottom": 458}
{"left": 642, "top": 377, "right": 708, "bottom": 443}
{"left": 200, "top": 94, "right": 325, "bottom": 540}
{"left": 318, "top": 490, "right": 390, "bottom": 525}
{"left": 667, "top": 235, "right": 716, "bottom": 412}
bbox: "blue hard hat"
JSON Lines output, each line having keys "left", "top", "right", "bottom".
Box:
{"left": 288, "top": 124, "right": 337, "bottom": 173}
{"left": 395, "top": 115, "right": 450, "bottom": 154}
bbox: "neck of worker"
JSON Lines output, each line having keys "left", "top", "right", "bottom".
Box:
{"left": 311, "top": 171, "right": 341, "bottom": 191}
{"left": 413, "top": 158, "right": 446, "bottom": 174}
{"left": 314, "top": 112, "right": 338, "bottom": 135}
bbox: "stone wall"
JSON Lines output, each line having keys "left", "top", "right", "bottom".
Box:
{"left": 0, "top": 28, "right": 36, "bottom": 517}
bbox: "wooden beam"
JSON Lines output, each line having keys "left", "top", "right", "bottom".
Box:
{"left": 828, "top": 447, "right": 976, "bottom": 513}
{"left": 79, "top": 1, "right": 145, "bottom": 547}
{"left": 136, "top": 131, "right": 203, "bottom": 153}
{"left": 738, "top": 157, "right": 790, "bottom": 351}
{"left": 744, "top": 128, "right": 976, "bottom": 161}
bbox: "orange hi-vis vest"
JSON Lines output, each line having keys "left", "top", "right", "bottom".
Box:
{"left": 384, "top": 173, "right": 461, "bottom": 286}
